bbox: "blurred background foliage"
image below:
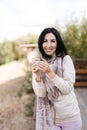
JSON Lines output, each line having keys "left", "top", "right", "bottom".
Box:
{"left": 0, "top": 34, "right": 38, "bottom": 65}
{"left": 0, "top": 17, "right": 87, "bottom": 65}
{"left": 62, "top": 18, "right": 87, "bottom": 58}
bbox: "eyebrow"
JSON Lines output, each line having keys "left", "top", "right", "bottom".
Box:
{"left": 44, "top": 38, "right": 56, "bottom": 40}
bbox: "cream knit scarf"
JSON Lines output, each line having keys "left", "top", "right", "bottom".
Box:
{"left": 33, "top": 55, "right": 63, "bottom": 130}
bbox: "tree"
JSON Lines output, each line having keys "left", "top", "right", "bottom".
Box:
{"left": 62, "top": 18, "right": 87, "bottom": 58}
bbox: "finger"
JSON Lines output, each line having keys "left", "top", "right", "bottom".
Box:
{"left": 41, "top": 58, "right": 47, "bottom": 63}
{"left": 38, "top": 61, "right": 48, "bottom": 68}
{"left": 32, "top": 65, "right": 39, "bottom": 73}
{"left": 32, "top": 64, "right": 36, "bottom": 69}
{"left": 38, "top": 62, "right": 50, "bottom": 73}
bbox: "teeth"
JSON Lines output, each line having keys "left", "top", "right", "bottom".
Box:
{"left": 46, "top": 50, "right": 51, "bottom": 51}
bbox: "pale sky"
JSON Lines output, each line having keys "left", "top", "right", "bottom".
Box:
{"left": 0, "top": 0, "right": 87, "bottom": 42}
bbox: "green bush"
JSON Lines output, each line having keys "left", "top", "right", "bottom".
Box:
{"left": 0, "top": 41, "right": 24, "bottom": 65}
{"left": 23, "top": 71, "right": 34, "bottom": 94}
{"left": 19, "top": 70, "right": 34, "bottom": 117}
{"left": 24, "top": 96, "right": 35, "bottom": 117}
{"left": 62, "top": 18, "right": 87, "bottom": 58}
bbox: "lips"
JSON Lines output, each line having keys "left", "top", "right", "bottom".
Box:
{"left": 45, "top": 49, "right": 52, "bottom": 52}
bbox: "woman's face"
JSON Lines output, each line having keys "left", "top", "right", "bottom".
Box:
{"left": 42, "top": 33, "right": 57, "bottom": 56}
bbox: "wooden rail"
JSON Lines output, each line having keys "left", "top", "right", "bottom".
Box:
{"left": 74, "top": 59, "right": 87, "bottom": 87}
{"left": 20, "top": 44, "right": 37, "bottom": 48}
{"left": 75, "top": 68, "right": 87, "bottom": 87}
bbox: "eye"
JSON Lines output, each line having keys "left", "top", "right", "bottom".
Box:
{"left": 51, "top": 39, "right": 56, "bottom": 43}
{"left": 43, "top": 39, "right": 47, "bottom": 42}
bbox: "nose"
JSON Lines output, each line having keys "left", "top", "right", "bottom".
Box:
{"left": 47, "top": 42, "right": 51, "bottom": 47}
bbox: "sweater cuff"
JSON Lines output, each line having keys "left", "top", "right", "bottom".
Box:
{"left": 34, "top": 80, "right": 45, "bottom": 88}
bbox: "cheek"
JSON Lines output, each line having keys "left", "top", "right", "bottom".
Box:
{"left": 53, "top": 44, "right": 57, "bottom": 50}
{"left": 42, "top": 44, "right": 46, "bottom": 49}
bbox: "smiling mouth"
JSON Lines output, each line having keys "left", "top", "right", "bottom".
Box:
{"left": 46, "top": 49, "right": 52, "bottom": 52}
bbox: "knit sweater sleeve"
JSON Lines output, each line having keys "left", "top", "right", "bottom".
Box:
{"left": 50, "top": 55, "right": 75, "bottom": 94}
{"left": 32, "top": 73, "right": 47, "bottom": 97}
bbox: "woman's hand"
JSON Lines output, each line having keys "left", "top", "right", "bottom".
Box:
{"left": 38, "top": 58, "right": 56, "bottom": 79}
{"left": 32, "top": 58, "right": 56, "bottom": 79}
{"left": 32, "top": 60, "right": 42, "bottom": 82}
{"left": 32, "top": 61, "right": 40, "bottom": 76}
{"left": 32, "top": 58, "right": 51, "bottom": 74}
{"left": 37, "top": 58, "right": 51, "bottom": 74}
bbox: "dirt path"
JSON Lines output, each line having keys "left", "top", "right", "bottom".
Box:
{"left": 0, "top": 60, "right": 33, "bottom": 130}
{"left": 75, "top": 87, "right": 87, "bottom": 130}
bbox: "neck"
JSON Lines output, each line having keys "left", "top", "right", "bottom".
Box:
{"left": 41, "top": 53, "right": 56, "bottom": 63}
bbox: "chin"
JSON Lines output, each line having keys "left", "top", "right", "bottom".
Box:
{"left": 46, "top": 52, "right": 55, "bottom": 55}
{"left": 45, "top": 52, "right": 53, "bottom": 55}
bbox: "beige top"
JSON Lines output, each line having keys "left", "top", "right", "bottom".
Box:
{"left": 32, "top": 55, "right": 81, "bottom": 123}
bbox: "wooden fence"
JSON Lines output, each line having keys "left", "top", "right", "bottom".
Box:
{"left": 74, "top": 59, "right": 87, "bottom": 87}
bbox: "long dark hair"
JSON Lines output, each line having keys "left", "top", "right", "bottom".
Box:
{"left": 38, "top": 27, "right": 68, "bottom": 59}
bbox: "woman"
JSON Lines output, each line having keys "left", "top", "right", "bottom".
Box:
{"left": 32, "top": 27, "right": 82, "bottom": 130}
